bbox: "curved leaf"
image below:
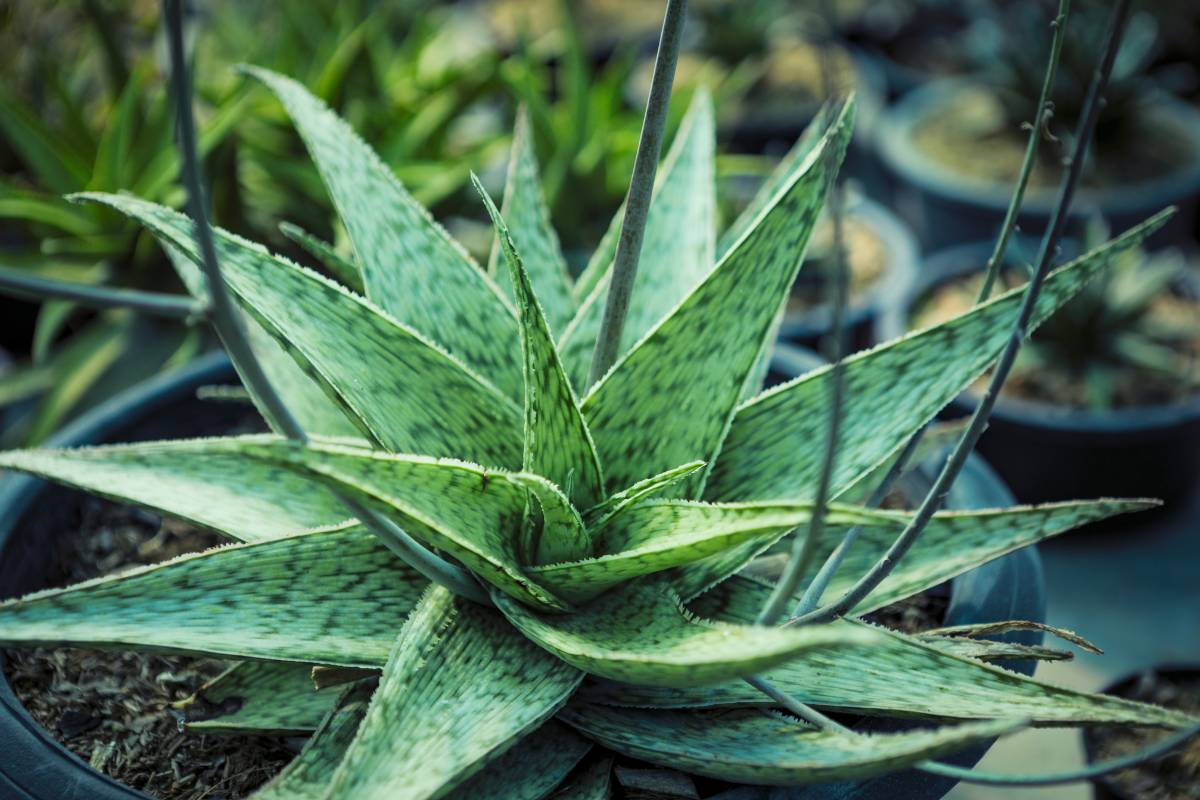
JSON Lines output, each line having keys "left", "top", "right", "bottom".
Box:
{"left": 324, "top": 587, "right": 582, "bottom": 800}
{"left": 185, "top": 661, "right": 338, "bottom": 735}
{"left": 493, "top": 578, "right": 880, "bottom": 687}
{"left": 560, "top": 704, "right": 1019, "bottom": 785}
{"left": 452, "top": 721, "right": 592, "bottom": 800}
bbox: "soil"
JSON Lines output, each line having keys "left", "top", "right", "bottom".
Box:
{"left": 787, "top": 214, "right": 887, "bottom": 314}
{"left": 911, "top": 87, "right": 1196, "bottom": 191}
{"left": 911, "top": 268, "right": 1200, "bottom": 409}
{"left": 2, "top": 497, "right": 295, "bottom": 797}
{"left": 1089, "top": 670, "right": 1200, "bottom": 800}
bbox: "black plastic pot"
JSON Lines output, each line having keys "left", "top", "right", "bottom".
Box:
{"left": 776, "top": 196, "right": 918, "bottom": 353}
{"left": 878, "top": 242, "right": 1200, "bottom": 506}
{"left": 1080, "top": 666, "right": 1200, "bottom": 800}
{"left": 0, "top": 348, "right": 1045, "bottom": 800}
{"left": 0, "top": 351, "right": 237, "bottom": 800}
{"left": 874, "top": 80, "right": 1200, "bottom": 252}
{"left": 756, "top": 342, "right": 1048, "bottom": 800}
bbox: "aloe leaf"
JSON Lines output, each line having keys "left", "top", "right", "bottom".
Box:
{"left": 0, "top": 523, "right": 424, "bottom": 666}
{"left": 242, "top": 66, "right": 522, "bottom": 398}
{"left": 917, "top": 637, "right": 1074, "bottom": 663}
{"left": 184, "top": 661, "right": 339, "bottom": 735}
{"left": 241, "top": 437, "right": 583, "bottom": 609}
{"left": 324, "top": 587, "right": 582, "bottom": 800}
{"left": 832, "top": 419, "right": 967, "bottom": 504}
{"left": 554, "top": 757, "right": 613, "bottom": 800}
{"left": 492, "top": 578, "right": 880, "bottom": 687}
{"left": 163, "top": 244, "right": 361, "bottom": 439}
{"left": 674, "top": 498, "right": 1152, "bottom": 607}
{"left": 560, "top": 704, "right": 1020, "bottom": 785}
{"left": 560, "top": 89, "right": 718, "bottom": 390}
{"left": 705, "top": 210, "right": 1172, "bottom": 505}
{"left": 278, "top": 221, "right": 363, "bottom": 293}
{"left": 477, "top": 177, "right": 605, "bottom": 517}
{"left": 487, "top": 107, "right": 576, "bottom": 336}
{"left": 251, "top": 682, "right": 373, "bottom": 800}
{"left": 452, "top": 721, "right": 592, "bottom": 800}
{"left": 0, "top": 437, "right": 351, "bottom": 542}
{"left": 77, "top": 192, "right": 522, "bottom": 466}
{"left": 534, "top": 501, "right": 863, "bottom": 604}
{"left": 582, "top": 577, "right": 1191, "bottom": 727}
{"left": 583, "top": 461, "right": 705, "bottom": 530}
{"left": 581, "top": 98, "right": 852, "bottom": 498}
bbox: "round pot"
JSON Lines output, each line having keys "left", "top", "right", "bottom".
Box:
{"left": 877, "top": 241, "right": 1200, "bottom": 506}
{"left": 874, "top": 80, "right": 1200, "bottom": 252}
{"left": 0, "top": 350, "right": 236, "bottom": 800}
{"left": 1081, "top": 666, "right": 1200, "bottom": 800}
{"left": 0, "top": 347, "right": 1045, "bottom": 800}
{"left": 776, "top": 195, "right": 919, "bottom": 352}
{"left": 758, "top": 342, "right": 1047, "bottom": 800}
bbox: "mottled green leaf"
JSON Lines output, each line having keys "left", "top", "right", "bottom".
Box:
{"left": 706, "top": 210, "right": 1173, "bottom": 504}
{"left": 0, "top": 437, "right": 350, "bottom": 542}
{"left": 240, "top": 437, "right": 583, "bottom": 608}
{"left": 185, "top": 661, "right": 338, "bottom": 735}
{"left": 582, "top": 577, "right": 1191, "bottom": 727}
{"left": 487, "top": 107, "right": 575, "bottom": 336}
{"left": 583, "top": 461, "right": 705, "bottom": 530}
{"left": 832, "top": 419, "right": 966, "bottom": 504}
{"left": 917, "top": 637, "right": 1074, "bottom": 663}
{"left": 164, "top": 243, "right": 361, "bottom": 439}
{"left": 492, "top": 578, "right": 880, "bottom": 687}
{"left": 453, "top": 721, "right": 592, "bottom": 800}
{"left": 75, "top": 192, "right": 522, "bottom": 466}
{"left": 278, "top": 220, "right": 363, "bottom": 293}
{"left": 324, "top": 587, "right": 582, "bottom": 800}
{"left": 554, "top": 758, "right": 613, "bottom": 800}
{"left": 581, "top": 98, "right": 852, "bottom": 498}
{"left": 477, "top": 176, "right": 604, "bottom": 516}
{"left": 560, "top": 704, "right": 1019, "bottom": 785}
{"left": 0, "top": 523, "right": 424, "bottom": 666}
{"left": 560, "top": 90, "right": 718, "bottom": 390}
{"left": 674, "top": 499, "right": 1152, "bottom": 607}
{"left": 251, "top": 682, "right": 373, "bottom": 800}
{"left": 533, "top": 501, "right": 867, "bottom": 604}
{"left": 243, "top": 66, "right": 522, "bottom": 398}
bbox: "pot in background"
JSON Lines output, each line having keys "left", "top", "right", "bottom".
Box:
{"left": 876, "top": 242, "right": 1200, "bottom": 506}
{"left": 874, "top": 80, "right": 1200, "bottom": 252}
{"left": 777, "top": 195, "right": 918, "bottom": 353}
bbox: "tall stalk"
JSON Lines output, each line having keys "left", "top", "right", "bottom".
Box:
{"left": 587, "top": 0, "right": 687, "bottom": 388}
{"left": 755, "top": 0, "right": 849, "bottom": 626}
{"left": 792, "top": 0, "right": 1072, "bottom": 619}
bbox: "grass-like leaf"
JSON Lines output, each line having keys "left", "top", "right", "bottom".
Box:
{"left": 582, "top": 97, "right": 852, "bottom": 498}
{"left": 560, "top": 90, "right": 718, "bottom": 390}
{"left": 706, "top": 210, "right": 1173, "bottom": 504}
{"left": 184, "top": 661, "right": 337, "bottom": 735}
{"left": 492, "top": 578, "right": 880, "bottom": 687}
{"left": 75, "top": 192, "right": 523, "bottom": 465}
{"left": 487, "top": 108, "right": 576, "bottom": 336}
{"left": 477, "top": 176, "right": 605, "bottom": 516}
{"left": 323, "top": 587, "right": 582, "bottom": 800}
{"left": 243, "top": 67, "right": 523, "bottom": 398}
{"left": 0, "top": 524, "right": 422, "bottom": 666}
{"left": 560, "top": 704, "right": 1020, "bottom": 785}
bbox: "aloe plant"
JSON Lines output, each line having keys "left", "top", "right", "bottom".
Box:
{"left": 0, "top": 2, "right": 1196, "bottom": 797}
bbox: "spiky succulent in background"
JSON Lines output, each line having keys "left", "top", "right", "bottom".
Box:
{"left": 0, "top": 15, "right": 1196, "bottom": 800}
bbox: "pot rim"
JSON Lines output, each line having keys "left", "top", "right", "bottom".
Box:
{"left": 875, "top": 78, "right": 1200, "bottom": 218}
